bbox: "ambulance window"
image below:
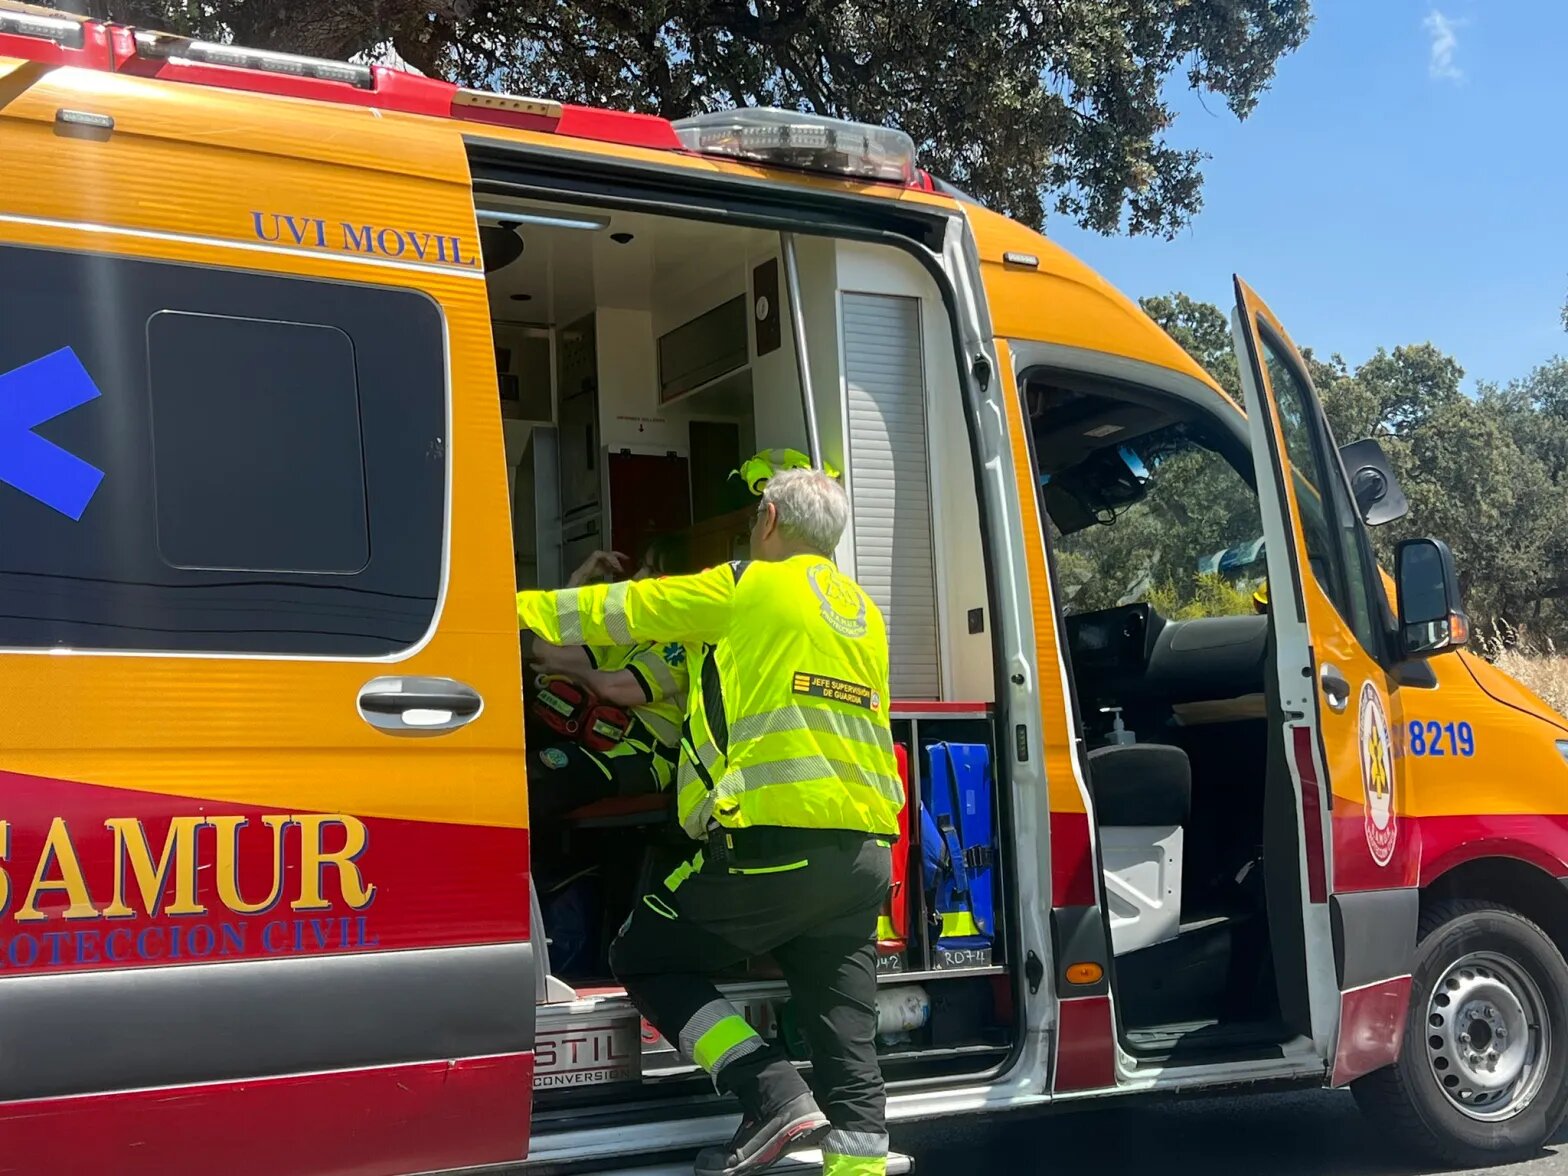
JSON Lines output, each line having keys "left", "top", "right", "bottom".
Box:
{"left": 1259, "top": 331, "right": 1380, "bottom": 652}
{"left": 0, "top": 244, "right": 445, "bottom": 657}
{"left": 148, "top": 313, "right": 370, "bottom": 574}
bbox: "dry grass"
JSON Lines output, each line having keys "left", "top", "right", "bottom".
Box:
{"left": 1478, "top": 621, "right": 1568, "bottom": 715}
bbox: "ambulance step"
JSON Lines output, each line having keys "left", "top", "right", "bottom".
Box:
{"left": 592, "top": 1151, "right": 914, "bottom": 1175}
{"left": 535, "top": 981, "right": 791, "bottom": 1090}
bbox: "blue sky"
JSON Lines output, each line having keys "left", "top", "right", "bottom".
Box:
{"left": 1046, "top": 0, "right": 1566, "bottom": 391}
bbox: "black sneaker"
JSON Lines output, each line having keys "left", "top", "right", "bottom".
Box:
{"left": 693, "top": 1092, "right": 830, "bottom": 1176}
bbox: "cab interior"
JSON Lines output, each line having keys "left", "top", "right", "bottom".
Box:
{"left": 478, "top": 192, "right": 1018, "bottom": 1114}
{"left": 1029, "top": 372, "right": 1311, "bottom": 1062}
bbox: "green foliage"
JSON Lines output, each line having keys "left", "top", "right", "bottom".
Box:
{"left": 1144, "top": 291, "right": 1568, "bottom": 646}
{"left": 1140, "top": 292, "right": 1242, "bottom": 401}
{"left": 1052, "top": 432, "right": 1263, "bottom": 618}
{"left": 1147, "top": 573, "right": 1255, "bottom": 620}
{"left": 86, "top": 0, "right": 1312, "bottom": 237}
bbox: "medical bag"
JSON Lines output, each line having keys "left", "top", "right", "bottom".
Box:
{"left": 876, "top": 743, "right": 913, "bottom": 971}
{"left": 531, "top": 676, "right": 591, "bottom": 738}
{"left": 531, "top": 677, "right": 632, "bottom": 754}
{"left": 921, "top": 742, "right": 996, "bottom": 966}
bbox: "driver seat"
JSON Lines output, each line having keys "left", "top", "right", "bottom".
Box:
{"left": 1087, "top": 742, "right": 1192, "bottom": 956}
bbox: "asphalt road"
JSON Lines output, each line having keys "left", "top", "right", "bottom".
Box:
{"left": 898, "top": 1088, "right": 1568, "bottom": 1174}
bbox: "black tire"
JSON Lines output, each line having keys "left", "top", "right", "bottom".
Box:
{"left": 1352, "top": 898, "right": 1568, "bottom": 1166}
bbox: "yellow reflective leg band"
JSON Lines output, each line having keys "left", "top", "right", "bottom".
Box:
{"left": 939, "top": 910, "right": 982, "bottom": 939}
{"left": 692, "top": 1015, "right": 761, "bottom": 1074}
{"left": 822, "top": 1156, "right": 886, "bottom": 1176}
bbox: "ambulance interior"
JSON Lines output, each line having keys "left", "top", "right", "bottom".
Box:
{"left": 477, "top": 196, "right": 1017, "bottom": 1106}
{"left": 1028, "top": 373, "right": 1311, "bottom": 1062}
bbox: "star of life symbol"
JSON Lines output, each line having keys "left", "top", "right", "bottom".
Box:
{"left": 1359, "top": 681, "right": 1397, "bottom": 867}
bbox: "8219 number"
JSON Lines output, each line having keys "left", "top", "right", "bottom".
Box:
{"left": 1408, "top": 720, "right": 1475, "bottom": 757}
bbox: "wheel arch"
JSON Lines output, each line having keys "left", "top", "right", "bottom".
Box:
{"left": 1422, "top": 854, "right": 1568, "bottom": 960}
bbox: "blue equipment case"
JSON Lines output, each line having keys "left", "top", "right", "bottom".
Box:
{"left": 921, "top": 741, "right": 996, "bottom": 968}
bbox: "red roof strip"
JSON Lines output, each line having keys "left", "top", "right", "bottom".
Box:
{"left": 0, "top": 21, "right": 112, "bottom": 70}
{"left": 4, "top": 16, "right": 681, "bottom": 151}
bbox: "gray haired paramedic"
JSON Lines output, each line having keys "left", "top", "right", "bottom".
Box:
{"left": 516, "top": 467, "right": 903, "bottom": 1176}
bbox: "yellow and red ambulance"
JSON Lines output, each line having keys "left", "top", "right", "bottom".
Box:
{"left": 4, "top": 5, "right": 1568, "bottom": 1173}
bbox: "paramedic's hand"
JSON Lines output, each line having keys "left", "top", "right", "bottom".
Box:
{"left": 567, "top": 550, "right": 628, "bottom": 587}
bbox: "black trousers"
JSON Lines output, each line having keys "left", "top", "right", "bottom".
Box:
{"left": 610, "top": 827, "right": 891, "bottom": 1144}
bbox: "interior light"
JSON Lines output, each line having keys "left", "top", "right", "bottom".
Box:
{"left": 0, "top": 10, "right": 84, "bottom": 47}
{"left": 673, "top": 108, "right": 918, "bottom": 185}
{"left": 477, "top": 210, "right": 610, "bottom": 232}
{"left": 133, "top": 31, "right": 374, "bottom": 89}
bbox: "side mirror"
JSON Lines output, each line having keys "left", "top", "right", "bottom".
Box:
{"left": 1339, "top": 438, "right": 1409, "bottom": 526}
{"left": 1395, "top": 537, "right": 1470, "bottom": 658}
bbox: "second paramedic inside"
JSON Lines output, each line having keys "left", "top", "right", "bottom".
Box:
{"left": 524, "top": 539, "right": 687, "bottom": 824}
{"left": 517, "top": 468, "right": 903, "bottom": 1176}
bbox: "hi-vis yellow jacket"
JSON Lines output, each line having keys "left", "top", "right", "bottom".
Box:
{"left": 517, "top": 555, "right": 904, "bottom": 840}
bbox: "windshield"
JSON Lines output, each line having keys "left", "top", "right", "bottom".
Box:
{"left": 1047, "top": 423, "right": 1266, "bottom": 619}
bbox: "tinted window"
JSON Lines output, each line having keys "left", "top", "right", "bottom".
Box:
{"left": 148, "top": 312, "right": 371, "bottom": 574}
{"left": 0, "top": 245, "right": 445, "bottom": 656}
{"left": 1260, "top": 330, "right": 1380, "bottom": 652}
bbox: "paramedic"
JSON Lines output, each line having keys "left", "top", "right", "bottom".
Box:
{"left": 524, "top": 539, "right": 688, "bottom": 825}
{"left": 517, "top": 469, "right": 902, "bottom": 1176}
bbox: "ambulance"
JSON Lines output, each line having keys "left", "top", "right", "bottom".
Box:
{"left": 3, "top": 5, "right": 1568, "bottom": 1174}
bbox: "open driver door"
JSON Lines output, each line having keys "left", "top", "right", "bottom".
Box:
{"left": 1230, "top": 277, "right": 1420, "bottom": 1086}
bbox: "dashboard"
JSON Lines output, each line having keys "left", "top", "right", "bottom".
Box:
{"left": 1064, "top": 603, "right": 1269, "bottom": 709}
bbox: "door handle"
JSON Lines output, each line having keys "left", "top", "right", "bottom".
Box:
{"left": 358, "top": 676, "right": 483, "bottom": 735}
{"left": 1320, "top": 663, "right": 1350, "bottom": 714}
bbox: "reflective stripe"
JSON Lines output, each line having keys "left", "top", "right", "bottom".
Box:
{"left": 823, "top": 1130, "right": 889, "bottom": 1158}
{"left": 686, "top": 1007, "right": 763, "bottom": 1074}
{"left": 642, "top": 893, "right": 677, "bottom": 919}
{"left": 639, "top": 650, "right": 680, "bottom": 699}
{"left": 728, "top": 858, "right": 808, "bottom": 876}
{"left": 636, "top": 707, "right": 681, "bottom": 747}
{"left": 730, "top": 703, "right": 890, "bottom": 751}
{"left": 678, "top": 998, "right": 735, "bottom": 1060}
{"left": 557, "top": 593, "right": 584, "bottom": 645}
{"left": 822, "top": 1155, "right": 886, "bottom": 1175}
{"left": 603, "top": 581, "right": 633, "bottom": 645}
{"left": 729, "top": 755, "right": 901, "bottom": 797}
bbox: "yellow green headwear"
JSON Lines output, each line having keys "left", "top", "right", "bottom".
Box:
{"left": 734, "top": 448, "right": 841, "bottom": 496}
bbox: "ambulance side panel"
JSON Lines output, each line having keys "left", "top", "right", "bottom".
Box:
{"left": 0, "top": 60, "right": 531, "bottom": 1172}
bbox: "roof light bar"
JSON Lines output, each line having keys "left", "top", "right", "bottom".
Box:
{"left": 672, "top": 108, "right": 918, "bottom": 185}
{"left": 0, "top": 8, "right": 84, "bottom": 47}
{"left": 133, "top": 30, "right": 373, "bottom": 89}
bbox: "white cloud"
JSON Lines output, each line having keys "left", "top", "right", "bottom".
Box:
{"left": 1424, "top": 10, "right": 1464, "bottom": 82}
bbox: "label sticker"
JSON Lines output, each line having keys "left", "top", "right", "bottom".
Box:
{"left": 792, "top": 672, "right": 880, "bottom": 712}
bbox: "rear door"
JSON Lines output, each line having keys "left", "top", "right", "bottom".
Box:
{"left": 0, "top": 52, "right": 531, "bottom": 1173}
{"left": 1230, "top": 277, "right": 1419, "bottom": 1084}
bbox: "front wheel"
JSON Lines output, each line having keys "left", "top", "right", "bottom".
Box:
{"left": 1353, "top": 899, "right": 1568, "bottom": 1165}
